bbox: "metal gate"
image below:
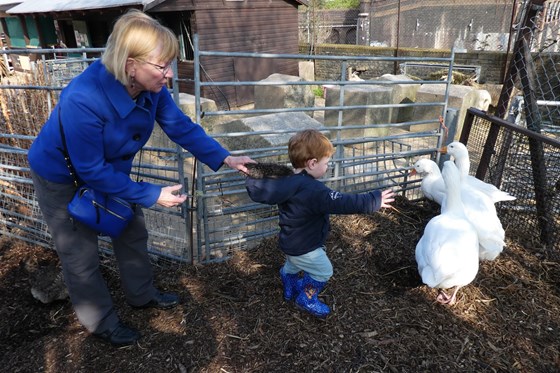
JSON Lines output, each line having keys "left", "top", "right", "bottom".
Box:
{"left": 0, "top": 41, "right": 457, "bottom": 263}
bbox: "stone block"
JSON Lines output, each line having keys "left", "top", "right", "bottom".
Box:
{"left": 411, "top": 84, "right": 491, "bottom": 138}
{"left": 324, "top": 83, "right": 393, "bottom": 139}
{"left": 178, "top": 92, "right": 218, "bottom": 121}
{"left": 213, "top": 112, "right": 325, "bottom": 151}
{"left": 377, "top": 74, "right": 421, "bottom": 124}
{"left": 298, "top": 61, "right": 315, "bottom": 82}
{"left": 147, "top": 93, "right": 219, "bottom": 150}
{"left": 254, "top": 73, "right": 315, "bottom": 117}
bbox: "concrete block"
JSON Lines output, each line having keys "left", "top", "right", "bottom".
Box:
{"left": 178, "top": 92, "right": 217, "bottom": 120}
{"left": 177, "top": 92, "right": 258, "bottom": 135}
{"left": 213, "top": 112, "right": 325, "bottom": 151}
{"left": 299, "top": 61, "right": 315, "bottom": 82}
{"left": 254, "top": 73, "right": 315, "bottom": 117}
{"left": 147, "top": 93, "right": 219, "bottom": 150}
{"left": 411, "top": 84, "right": 491, "bottom": 138}
{"left": 324, "top": 83, "right": 393, "bottom": 139}
{"left": 377, "top": 74, "right": 421, "bottom": 123}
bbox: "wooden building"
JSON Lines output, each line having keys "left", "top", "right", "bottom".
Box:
{"left": 4, "top": 0, "right": 307, "bottom": 108}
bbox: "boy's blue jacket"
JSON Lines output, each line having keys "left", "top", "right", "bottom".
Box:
{"left": 28, "top": 59, "right": 229, "bottom": 208}
{"left": 245, "top": 170, "right": 382, "bottom": 256}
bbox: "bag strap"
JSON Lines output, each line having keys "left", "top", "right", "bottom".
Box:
{"left": 58, "top": 108, "right": 80, "bottom": 187}
{"left": 57, "top": 107, "right": 143, "bottom": 187}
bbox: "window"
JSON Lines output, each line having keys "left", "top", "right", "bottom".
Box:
{"left": 157, "top": 12, "right": 194, "bottom": 61}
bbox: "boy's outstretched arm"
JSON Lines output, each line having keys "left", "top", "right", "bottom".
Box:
{"left": 380, "top": 189, "right": 396, "bottom": 209}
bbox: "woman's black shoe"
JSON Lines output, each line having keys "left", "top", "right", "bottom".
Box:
{"left": 93, "top": 322, "right": 141, "bottom": 347}
{"left": 131, "top": 291, "right": 179, "bottom": 310}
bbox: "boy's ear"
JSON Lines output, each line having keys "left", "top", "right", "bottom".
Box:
{"left": 306, "top": 158, "right": 318, "bottom": 169}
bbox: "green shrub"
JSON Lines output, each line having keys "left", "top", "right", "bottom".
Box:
{"left": 312, "top": 86, "right": 324, "bottom": 98}
{"left": 323, "top": 0, "right": 360, "bottom": 9}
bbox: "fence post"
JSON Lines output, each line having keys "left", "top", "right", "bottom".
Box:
{"left": 438, "top": 108, "right": 458, "bottom": 167}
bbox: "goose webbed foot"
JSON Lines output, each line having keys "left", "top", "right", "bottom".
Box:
{"left": 436, "top": 290, "right": 452, "bottom": 304}
{"left": 436, "top": 287, "right": 461, "bottom": 305}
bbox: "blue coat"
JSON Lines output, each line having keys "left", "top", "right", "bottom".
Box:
{"left": 28, "top": 60, "right": 229, "bottom": 208}
{"left": 245, "top": 171, "right": 382, "bottom": 256}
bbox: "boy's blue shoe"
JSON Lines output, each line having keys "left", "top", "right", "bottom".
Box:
{"left": 295, "top": 274, "right": 330, "bottom": 318}
{"left": 279, "top": 267, "right": 301, "bottom": 301}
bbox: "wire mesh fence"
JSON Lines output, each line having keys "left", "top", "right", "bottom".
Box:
{"left": 457, "top": 0, "right": 560, "bottom": 252}
{"left": 462, "top": 108, "right": 560, "bottom": 251}
{"left": 0, "top": 70, "right": 55, "bottom": 249}
{"left": 501, "top": 0, "right": 560, "bottom": 139}
{"left": 299, "top": 9, "right": 360, "bottom": 46}
{"left": 299, "top": 2, "right": 520, "bottom": 52}
{"left": 0, "top": 47, "right": 195, "bottom": 262}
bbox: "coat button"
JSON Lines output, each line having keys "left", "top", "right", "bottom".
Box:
{"left": 122, "top": 154, "right": 132, "bottom": 160}
{"left": 132, "top": 134, "right": 141, "bottom": 141}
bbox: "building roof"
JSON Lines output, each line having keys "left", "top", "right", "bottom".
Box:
{"left": 6, "top": 0, "right": 307, "bottom": 14}
{"left": 6, "top": 0, "right": 165, "bottom": 14}
{"left": 0, "top": 0, "right": 21, "bottom": 12}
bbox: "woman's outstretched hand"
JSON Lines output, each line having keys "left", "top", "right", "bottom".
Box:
{"left": 157, "top": 184, "right": 188, "bottom": 207}
{"left": 224, "top": 155, "right": 257, "bottom": 174}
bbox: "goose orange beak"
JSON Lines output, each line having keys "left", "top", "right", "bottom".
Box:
{"left": 439, "top": 146, "right": 448, "bottom": 154}
{"left": 409, "top": 169, "right": 417, "bottom": 176}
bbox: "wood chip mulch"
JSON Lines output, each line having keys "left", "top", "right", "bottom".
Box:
{"left": 1, "top": 195, "right": 559, "bottom": 373}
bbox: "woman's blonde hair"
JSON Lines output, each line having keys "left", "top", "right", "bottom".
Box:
{"left": 101, "top": 9, "right": 179, "bottom": 85}
{"left": 288, "top": 129, "right": 335, "bottom": 168}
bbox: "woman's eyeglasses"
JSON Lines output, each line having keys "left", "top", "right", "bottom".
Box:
{"left": 142, "top": 60, "right": 173, "bottom": 76}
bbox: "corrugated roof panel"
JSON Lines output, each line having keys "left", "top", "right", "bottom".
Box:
{"left": 7, "top": 0, "right": 306, "bottom": 14}
{"left": 7, "top": 0, "right": 157, "bottom": 14}
{"left": 6, "top": 0, "right": 306, "bottom": 14}
{"left": 0, "top": 0, "right": 21, "bottom": 6}
{"left": 0, "top": 0, "right": 21, "bottom": 12}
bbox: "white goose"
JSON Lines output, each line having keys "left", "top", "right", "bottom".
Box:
{"left": 441, "top": 141, "right": 516, "bottom": 203}
{"left": 459, "top": 186, "right": 505, "bottom": 261}
{"left": 415, "top": 161, "right": 479, "bottom": 305}
{"left": 410, "top": 158, "right": 445, "bottom": 205}
{"left": 411, "top": 158, "right": 505, "bottom": 260}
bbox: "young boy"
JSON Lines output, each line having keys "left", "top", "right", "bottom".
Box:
{"left": 245, "top": 129, "right": 395, "bottom": 318}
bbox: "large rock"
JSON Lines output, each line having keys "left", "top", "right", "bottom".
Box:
{"left": 377, "top": 74, "right": 421, "bottom": 124}
{"left": 324, "top": 83, "right": 393, "bottom": 139}
{"left": 177, "top": 92, "right": 217, "bottom": 121}
{"left": 147, "top": 93, "right": 220, "bottom": 150}
{"left": 411, "top": 84, "right": 491, "bottom": 138}
{"left": 177, "top": 92, "right": 234, "bottom": 133}
{"left": 213, "top": 112, "right": 325, "bottom": 151}
{"left": 254, "top": 73, "right": 315, "bottom": 117}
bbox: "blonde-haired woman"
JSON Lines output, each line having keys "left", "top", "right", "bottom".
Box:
{"left": 28, "top": 9, "right": 253, "bottom": 347}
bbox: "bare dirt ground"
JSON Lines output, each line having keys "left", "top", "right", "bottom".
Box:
{"left": 1, "top": 195, "right": 559, "bottom": 373}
